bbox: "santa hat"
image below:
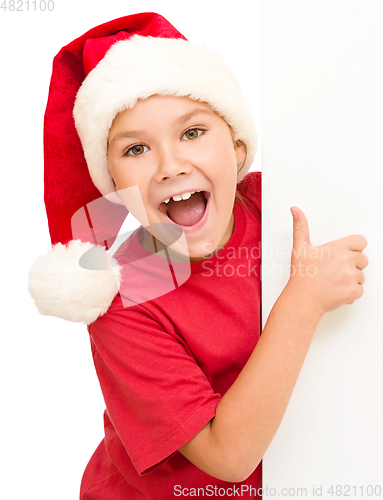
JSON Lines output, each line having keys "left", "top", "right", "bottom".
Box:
{"left": 28, "top": 12, "right": 257, "bottom": 324}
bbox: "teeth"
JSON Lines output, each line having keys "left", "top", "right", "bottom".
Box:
{"left": 173, "top": 191, "right": 198, "bottom": 202}
{"left": 163, "top": 191, "right": 201, "bottom": 204}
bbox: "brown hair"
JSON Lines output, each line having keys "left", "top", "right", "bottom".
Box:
{"left": 234, "top": 138, "right": 251, "bottom": 210}
{"left": 235, "top": 189, "right": 250, "bottom": 211}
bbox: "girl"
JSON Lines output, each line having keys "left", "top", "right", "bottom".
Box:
{"left": 29, "top": 12, "right": 368, "bottom": 500}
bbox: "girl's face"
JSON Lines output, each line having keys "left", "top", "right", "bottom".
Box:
{"left": 107, "top": 95, "right": 246, "bottom": 260}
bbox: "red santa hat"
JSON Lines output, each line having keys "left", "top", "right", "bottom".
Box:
{"left": 28, "top": 12, "right": 257, "bottom": 324}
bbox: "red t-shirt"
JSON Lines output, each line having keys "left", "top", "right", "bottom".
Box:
{"left": 81, "top": 172, "right": 262, "bottom": 499}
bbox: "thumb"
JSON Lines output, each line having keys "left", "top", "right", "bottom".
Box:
{"left": 290, "top": 206, "right": 311, "bottom": 248}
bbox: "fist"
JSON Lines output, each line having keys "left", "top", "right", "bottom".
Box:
{"left": 289, "top": 206, "right": 369, "bottom": 315}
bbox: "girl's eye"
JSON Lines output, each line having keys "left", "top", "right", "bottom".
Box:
{"left": 182, "top": 128, "right": 204, "bottom": 141}
{"left": 125, "top": 144, "right": 148, "bottom": 156}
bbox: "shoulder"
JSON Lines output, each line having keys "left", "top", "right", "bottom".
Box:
{"left": 89, "top": 295, "right": 160, "bottom": 333}
{"left": 236, "top": 171, "right": 261, "bottom": 215}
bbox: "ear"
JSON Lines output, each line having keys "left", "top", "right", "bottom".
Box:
{"left": 234, "top": 140, "right": 247, "bottom": 167}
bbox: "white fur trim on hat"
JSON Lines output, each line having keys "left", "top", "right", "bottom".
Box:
{"left": 28, "top": 240, "right": 122, "bottom": 324}
{"left": 73, "top": 35, "right": 257, "bottom": 204}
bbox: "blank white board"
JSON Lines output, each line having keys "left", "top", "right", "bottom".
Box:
{"left": 263, "top": 0, "right": 383, "bottom": 496}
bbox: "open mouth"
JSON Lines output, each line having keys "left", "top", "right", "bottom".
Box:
{"left": 159, "top": 191, "right": 209, "bottom": 227}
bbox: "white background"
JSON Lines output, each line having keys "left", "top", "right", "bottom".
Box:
{"left": 0, "top": 1, "right": 261, "bottom": 499}
{"left": 262, "top": 0, "right": 383, "bottom": 496}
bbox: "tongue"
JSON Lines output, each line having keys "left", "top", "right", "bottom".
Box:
{"left": 166, "top": 192, "right": 206, "bottom": 226}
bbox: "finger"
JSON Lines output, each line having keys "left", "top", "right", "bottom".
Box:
{"left": 343, "top": 234, "right": 368, "bottom": 252}
{"left": 356, "top": 269, "right": 365, "bottom": 285}
{"left": 354, "top": 252, "right": 369, "bottom": 270}
{"left": 356, "top": 284, "right": 365, "bottom": 299}
{"left": 347, "top": 284, "right": 364, "bottom": 304}
{"left": 291, "top": 206, "right": 312, "bottom": 249}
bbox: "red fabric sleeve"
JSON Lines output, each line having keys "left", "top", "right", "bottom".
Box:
{"left": 88, "top": 303, "right": 222, "bottom": 475}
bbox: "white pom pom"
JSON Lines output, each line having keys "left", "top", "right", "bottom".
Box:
{"left": 28, "top": 240, "right": 122, "bottom": 324}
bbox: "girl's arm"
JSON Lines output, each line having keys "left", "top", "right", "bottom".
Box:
{"left": 179, "top": 206, "right": 368, "bottom": 482}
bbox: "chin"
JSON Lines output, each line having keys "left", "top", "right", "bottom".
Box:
{"left": 187, "top": 239, "right": 219, "bottom": 260}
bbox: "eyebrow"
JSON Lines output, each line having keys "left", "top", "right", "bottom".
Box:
{"left": 108, "top": 107, "right": 214, "bottom": 148}
{"left": 108, "top": 129, "right": 146, "bottom": 148}
{"left": 174, "top": 107, "right": 215, "bottom": 124}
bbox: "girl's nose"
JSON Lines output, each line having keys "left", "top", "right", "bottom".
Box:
{"left": 155, "top": 147, "right": 193, "bottom": 182}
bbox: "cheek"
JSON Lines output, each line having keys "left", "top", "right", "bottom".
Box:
{"left": 108, "top": 157, "right": 136, "bottom": 190}
{"left": 202, "top": 138, "right": 238, "bottom": 173}
{"left": 107, "top": 155, "right": 120, "bottom": 187}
